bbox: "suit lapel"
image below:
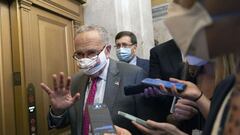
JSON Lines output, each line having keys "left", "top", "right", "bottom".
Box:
{"left": 103, "top": 59, "right": 120, "bottom": 111}
{"left": 72, "top": 73, "right": 89, "bottom": 134}
{"left": 168, "top": 42, "right": 183, "bottom": 73}
{"left": 136, "top": 57, "right": 141, "bottom": 67}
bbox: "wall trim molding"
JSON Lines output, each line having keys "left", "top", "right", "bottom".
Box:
{"left": 19, "top": 0, "right": 32, "bottom": 11}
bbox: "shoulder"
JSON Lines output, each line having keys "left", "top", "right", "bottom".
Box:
{"left": 117, "top": 61, "right": 144, "bottom": 73}
{"left": 137, "top": 57, "right": 149, "bottom": 63}
{"left": 150, "top": 39, "right": 178, "bottom": 52}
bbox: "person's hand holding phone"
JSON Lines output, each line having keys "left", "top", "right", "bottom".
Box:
{"left": 159, "top": 78, "right": 210, "bottom": 119}
{"left": 173, "top": 99, "right": 198, "bottom": 121}
{"left": 113, "top": 126, "right": 132, "bottom": 135}
{"left": 40, "top": 72, "right": 80, "bottom": 115}
{"left": 133, "top": 120, "right": 188, "bottom": 135}
{"left": 159, "top": 78, "right": 202, "bottom": 101}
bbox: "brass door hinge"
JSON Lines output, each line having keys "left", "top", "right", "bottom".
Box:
{"left": 13, "top": 72, "right": 21, "bottom": 86}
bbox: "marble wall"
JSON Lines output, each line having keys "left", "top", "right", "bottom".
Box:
{"left": 84, "top": 0, "right": 154, "bottom": 59}
{"left": 152, "top": 3, "right": 173, "bottom": 44}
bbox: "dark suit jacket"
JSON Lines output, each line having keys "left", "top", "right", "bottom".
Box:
{"left": 203, "top": 75, "right": 236, "bottom": 135}
{"left": 149, "top": 40, "right": 183, "bottom": 80}
{"left": 48, "top": 59, "right": 147, "bottom": 135}
{"left": 149, "top": 40, "right": 203, "bottom": 134}
{"left": 136, "top": 57, "right": 149, "bottom": 73}
{"left": 139, "top": 40, "right": 184, "bottom": 127}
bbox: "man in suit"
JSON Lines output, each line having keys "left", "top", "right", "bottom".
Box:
{"left": 40, "top": 25, "right": 148, "bottom": 135}
{"left": 149, "top": 39, "right": 183, "bottom": 80}
{"left": 115, "top": 31, "right": 149, "bottom": 73}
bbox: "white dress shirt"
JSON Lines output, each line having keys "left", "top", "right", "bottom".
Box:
{"left": 83, "top": 59, "right": 110, "bottom": 108}
{"left": 129, "top": 56, "right": 137, "bottom": 65}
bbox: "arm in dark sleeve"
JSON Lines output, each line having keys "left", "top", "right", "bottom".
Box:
{"left": 48, "top": 108, "right": 70, "bottom": 129}
{"left": 149, "top": 48, "right": 162, "bottom": 78}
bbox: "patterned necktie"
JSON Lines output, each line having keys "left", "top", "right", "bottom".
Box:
{"left": 83, "top": 78, "right": 97, "bottom": 135}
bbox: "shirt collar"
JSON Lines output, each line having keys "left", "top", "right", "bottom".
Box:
{"left": 129, "top": 56, "right": 137, "bottom": 65}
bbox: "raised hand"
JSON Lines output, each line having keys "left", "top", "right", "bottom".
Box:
{"left": 40, "top": 72, "right": 80, "bottom": 115}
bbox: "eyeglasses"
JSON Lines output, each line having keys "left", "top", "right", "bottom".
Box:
{"left": 72, "top": 46, "right": 106, "bottom": 61}
{"left": 114, "top": 43, "right": 135, "bottom": 49}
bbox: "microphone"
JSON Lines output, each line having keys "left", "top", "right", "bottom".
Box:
{"left": 124, "top": 84, "right": 149, "bottom": 96}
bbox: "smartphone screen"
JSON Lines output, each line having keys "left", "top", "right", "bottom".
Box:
{"left": 88, "top": 104, "right": 116, "bottom": 135}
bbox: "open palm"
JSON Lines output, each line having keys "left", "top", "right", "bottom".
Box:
{"left": 40, "top": 72, "right": 80, "bottom": 114}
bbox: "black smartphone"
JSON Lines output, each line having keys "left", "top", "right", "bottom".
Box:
{"left": 88, "top": 103, "right": 116, "bottom": 135}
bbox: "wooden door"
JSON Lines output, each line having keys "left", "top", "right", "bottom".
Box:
{"left": 11, "top": 2, "right": 80, "bottom": 135}
{"left": 23, "top": 6, "right": 75, "bottom": 135}
{"left": 0, "top": 0, "right": 16, "bottom": 135}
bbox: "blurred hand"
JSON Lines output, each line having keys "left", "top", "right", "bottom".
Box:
{"left": 113, "top": 126, "right": 132, "bottom": 135}
{"left": 159, "top": 78, "right": 202, "bottom": 101}
{"left": 133, "top": 120, "right": 187, "bottom": 135}
{"left": 40, "top": 72, "right": 80, "bottom": 115}
{"left": 142, "top": 86, "right": 169, "bottom": 98}
{"left": 173, "top": 99, "right": 198, "bottom": 121}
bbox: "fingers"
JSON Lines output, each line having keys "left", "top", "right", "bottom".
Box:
{"left": 40, "top": 83, "right": 53, "bottom": 95}
{"left": 114, "top": 125, "right": 132, "bottom": 135}
{"left": 59, "top": 72, "right": 65, "bottom": 89}
{"left": 178, "top": 99, "right": 198, "bottom": 108}
{"left": 65, "top": 76, "right": 71, "bottom": 91}
{"left": 174, "top": 100, "right": 198, "bottom": 120}
{"left": 146, "top": 120, "right": 166, "bottom": 130}
{"left": 175, "top": 102, "right": 198, "bottom": 114}
{"left": 72, "top": 92, "right": 81, "bottom": 103}
{"left": 169, "top": 78, "right": 185, "bottom": 83}
{"left": 52, "top": 74, "right": 58, "bottom": 91}
{"left": 132, "top": 121, "right": 151, "bottom": 135}
{"left": 159, "top": 84, "right": 178, "bottom": 96}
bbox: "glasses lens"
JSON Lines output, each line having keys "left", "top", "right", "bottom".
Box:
{"left": 115, "top": 43, "right": 133, "bottom": 48}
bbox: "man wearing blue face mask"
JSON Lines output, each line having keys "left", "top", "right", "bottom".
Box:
{"left": 115, "top": 31, "right": 149, "bottom": 73}
{"left": 40, "top": 25, "right": 151, "bottom": 135}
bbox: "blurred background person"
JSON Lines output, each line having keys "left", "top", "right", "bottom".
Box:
{"left": 131, "top": 0, "right": 240, "bottom": 134}
{"left": 115, "top": 31, "right": 149, "bottom": 73}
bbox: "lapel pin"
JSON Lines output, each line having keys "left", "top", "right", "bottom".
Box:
{"left": 114, "top": 81, "right": 119, "bottom": 86}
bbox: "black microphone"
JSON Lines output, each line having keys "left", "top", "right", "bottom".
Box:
{"left": 124, "top": 84, "right": 149, "bottom": 96}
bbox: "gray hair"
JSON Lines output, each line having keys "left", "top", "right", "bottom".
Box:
{"left": 75, "top": 25, "right": 110, "bottom": 45}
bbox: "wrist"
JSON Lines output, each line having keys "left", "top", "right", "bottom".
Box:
{"left": 193, "top": 91, "right": 203, "bottom": 102}
{"left": 50, "top": 107, "right": 65, "bottom": 116}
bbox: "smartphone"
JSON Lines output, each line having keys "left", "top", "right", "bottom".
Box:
{"left": 118, "top": 111, "right": 151, "bottom": 129}
{"left": 141, "top": 78, "right": 186, "bottom": 91}
{"left": 88, "top": 104, "right": 116, "bottom": 135}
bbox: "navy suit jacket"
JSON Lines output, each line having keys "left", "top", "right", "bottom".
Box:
{"left": 136, "top": 57, "right": 149, "bottom": 73}
{"left": 149, "top": 40, "right": 204, "bottom": 133}
{"left": 149, "top": 40, "right": 183, "bottom": 80}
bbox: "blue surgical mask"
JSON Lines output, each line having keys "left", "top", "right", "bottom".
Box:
{"left": 116, "top": 48, "right": 134, "bottom": 62}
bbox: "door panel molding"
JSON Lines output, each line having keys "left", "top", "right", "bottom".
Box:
{"left": 0, "top": 1, "right": 16, "bottom": 135}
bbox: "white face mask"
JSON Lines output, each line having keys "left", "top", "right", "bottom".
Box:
{"left": 77, "top": 56, "right": 98, "bottom": 69}
{"left": 76, "top": 46, "right": 108, "bottom": 75}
